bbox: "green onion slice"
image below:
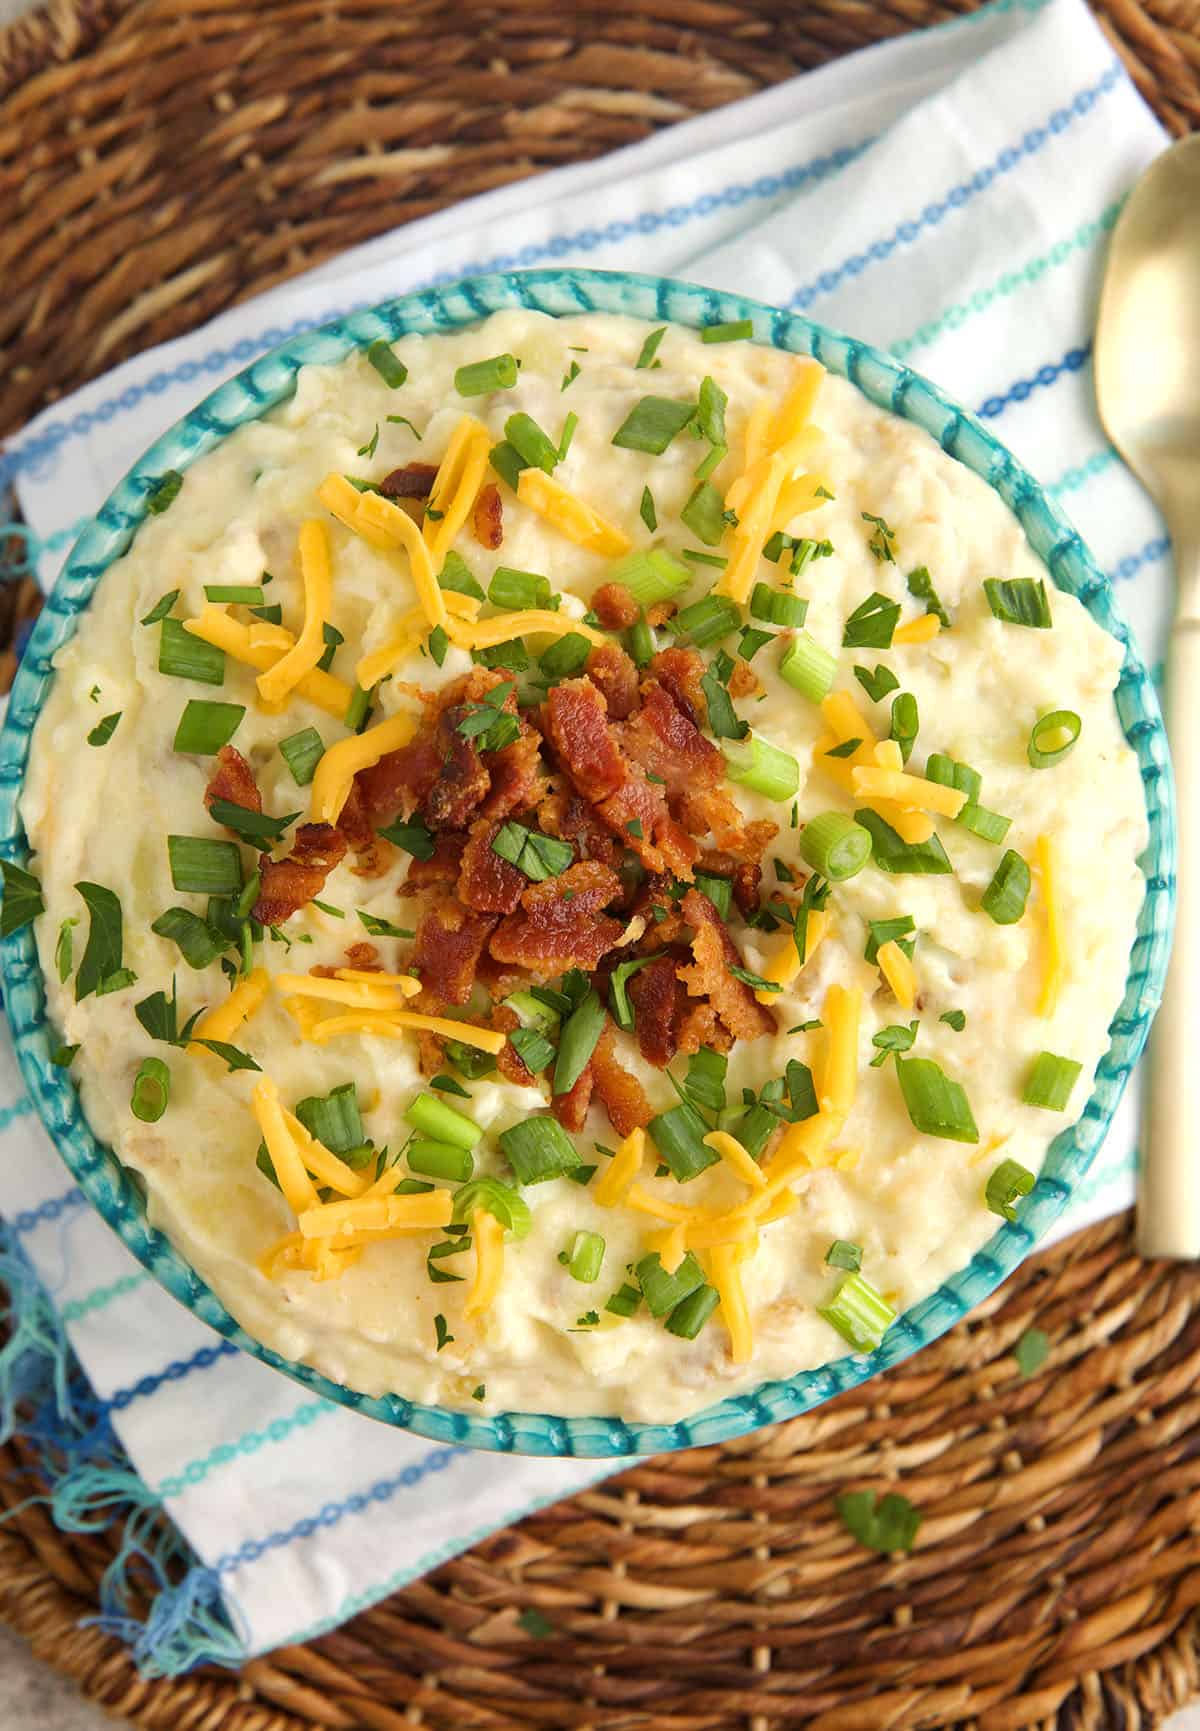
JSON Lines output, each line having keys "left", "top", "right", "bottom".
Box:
{"left": 151, "top": 907, "right": 227, "bottom": 969}
{"left": 296, "top": 1082, "right": 365, "bottom": 1153}
{"left": 204, "top": 584, "right": 264, "bottom": 605}
{"left": 1022, "top": 1050, "right": 1082, "bottom": 1111}
{"left": 843, "top": 592, "right": 901, "bottom": 650}
{"left": 779, "top": 633, "right": 836, "bottom": 703}
{"left": 611, "top": 396, "right": 696, "bottom": 455}
{"left": 674, "top": 593, "right": 741, "bottom": 646}
{"left": 980, "top": 849, "right": 1031, "bottom": 925}
{"left": 131, "top": 1057, "right": 170, "bottom": 1123}
{"left": 889, "top": 691, "right": 918, "bottom": 764}
{"left": 408, "top": 1139, "right": 475, "bottom": 1183}
{"left": 722, "top": 735, "right": 800, "bottom": 802}
{"left": 453, "top": 1177, "right": 532, "bottom": 1237}
{"left": 146, "top": 471, "right": 183, "bottom": 515}
{"left": 985, "top": 1157, "right": 1035, "bottom": 1221}
{"left": 279, "top": 726, "right": 325, "bottom": 787}
{"left": 825, "top": 1240, "right": 862, "bottom": 1272}
{"left": 366, "top": 340, "right": 408, "bottom": 388}
{"left": 553, "top": 989, "right": 606, "bottom": 1096}
{"left": 608, "top": 956, "right": 655, "bottom": 1032}
{"left": 498, "top": 1115, "right": 582, "bottom": 1185}
{"left": 680, "top": 481, "right": 728, "bottom": 547}
{"left": 648, "top": 1100, "right": 719, "bottom": 1183}
{"left": 700, "top": 319, "right": 754, "bottom": 343}
{"left": 1027, "top": 709, "right": 1082, "bottom": 768}
{"left": 636, "top": 1250, "right": 706, "bottom": 1317}
{"left": 505, "top": 412, "right": 561, "bottom": 475}
{"left": 635, "top": 327, "right": 667, "bottom": 369}
{"left": 984, "top": 576, "right": 1052, "bottom": 629}
{"left": 664, "top": 1284, "right": 720, "bottom": 1338}
{"left": 491, "top": 821, "right": 574, "bottom": 882}
{"left": 488, "top": 565, "right": 554, "bottom": 611}
{"left": 566, "top": 1230, "right": 606, "bottom": 1284}
{"left": 895, "top": 1055, "right": 979, "bottom": 1143}
{"left": 439, "top": 551, "right": 486, "bottom": 602}
{"left": 853, "top": 809, "right": 952, "bottom": 876}
{"left": 159, "top": 619, "right": 225, "bottom": 686}
{"left": 750, "top": 583, "right": 808, "bottom": 628}
{"left": 405, "top": 1091, "right": 481, "bottom": 1150}
{"left": 818, "top": 1272, "right": 895, "bottom": 1352}
{"left": 610, "top": 548, "right": 690, "bottom": 607}
{"left": 455, "top": 353, "right": 519, "bottom": 396}
{"left": 173, "top": 700, "right": 245, "bottom": 755}
{"left": 800, "top": 812, "right": 872, "bottom": 881}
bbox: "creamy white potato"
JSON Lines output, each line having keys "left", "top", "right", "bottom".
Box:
{"left": 21, "top": 310, "right": 1146, "bottom": 1422}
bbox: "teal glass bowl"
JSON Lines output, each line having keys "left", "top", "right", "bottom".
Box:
{"left": 0, "top": 268, "right": 1174, "bottom": 1457}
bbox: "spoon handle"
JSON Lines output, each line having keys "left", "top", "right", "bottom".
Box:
{"left": 1140, "top": 610, "right": 1200, "bottom": 1257}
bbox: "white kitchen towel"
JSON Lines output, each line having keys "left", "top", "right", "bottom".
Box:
{"left": 0, "top": 0, "right": 1170, "bottom": 1670}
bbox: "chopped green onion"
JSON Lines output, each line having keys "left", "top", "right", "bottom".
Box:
{"left": 474, "top": 637, "right": 530, "bottom": 673}
{"left": 140, "top": 589, "right": 180, "bottom": 626}
{"left": 940, "top": 1009, "right": 966, "bottom": 1032}
{"left": 357, "top": 910, "right": 414, "bottom": 938}
{"left": 558, "top": 412, "right": 578, "bottom": 460}
{"left": 683, "top": 549, "right": 727, "bottom": 569}
{"left": 208, "top": 799, "right": 299, "bottom": 851}
{"left": 980, "top": 849, "right": 1031, "bottom": 925}
{"left": 701, "top": 319, "right": 753, "bottom": 343}
{"left": 817, "top": 1272, "right": 895, "bottom": 1351}
{"left": 648, "top": 1101, "right": 719, "bottom": 1182}
{"left": 694, "top": 443, "right": 726, "bottom": 482}
{"left": 629, "top": 615, "right": 655, "bottom": 668}
{"left": 700, "top": 666, "right": 747, "bottom": 741}
{"left": 611, "top": 396, "right": 696, "bottom": 455}
{"left": 167, "top": 837, "right": 242, "bottom": 895}
{"left": 553, "top": 989, "right": 606, "bottom": 1095}
{"left": 151, "top": 907, "right": 227, "bottom": 969}
{"left": 800, "top": 812, "right": 872, "bottom": 881}
{"left": 452, "top": 1177, "right": 531, "bottom": 1236}
{"left": 984, "top": 577, "right": 1052, "bottom": 629}
{"left": 386, "top": 414, "right": 421, "bottom": 439}
{"left": 73, "top": 881, "right": 125, "bottom": 1001}
{"left": 865, "top": 915, "right": 915, "bottom": 964}
{"left": 455, "top": 353, "right": 519, "bottom": 396}
{"left": 508, "top": 1025, "right": 555, "bottom": 1075}
{"left": 664, "top": 1284, "right": 720, "bottom": 1338}
{"left": 428, "top": 624, "right": 449, "bottom": 667}
{"left": 406, "top": 1091, "right": 481, "bottom": 1150}
{"left": 366, "top": 340, "right": 408, "bottom": 387}
{"left": 434, "top": 1313, "right": 454, "bottom": 1351}
{"left": 639, "top": 487, "right": 657, "bottom": 533}
{"left": 611, "top": 548, "right": 690, "bottom": 607}
{"left": 895, "top": 1056, "right": 979, "bottom": 1142}
{"left": 250, "top": 602, "right": 283, "bottom": 625}
{"left": 737, "top": 625, "right": 774, "bottom": 661}
{"left": 159, "top": 619, "right": 225, "bottom": 685}
{"left": 957, "top": 803, "right": 1011, "bottom": 843}
{"left": 444, "top": 1040, "right": 496, "bottom": 1081}
{"left": 498, "top": 1115, "right": 582, "bottom": 1185}
{"left": 504, "top": 989, "right": 561, "bottom": 1032}
{"left": 173, "top": 700, "right": 245, "bottom": 755}
{"left": 889, "top": 692, "right": 918, "bottom": 764}
{"left": 344, "top": 683, "right": 374, "bottom": 733}
{"left": 131, "top": 1057, "right": 170, "bottom": 1123}
{"left": 378, "top": 815, "right": 436, "bottom": 860}
{"left": 539, "top": 633, "right": 592, "bottom": 681}
{"left": 439, "top": 551, "right": 486, "bottom": 602}
{"left": 279, "top": 726, "right": 325, "bottom": 786}
{"left": 635, "top": 327, "right": 667, "bottom": 369}
{"left": 692, "top": 871, "right": 732, "bottom": 921}
{"left": 985, "top": 1157, "right": 1035, "bottom": 1221}
{"left": 489, "top": 565, "right": 553, "bottom": 611}
{"left": 146, "top": 470, "right": 183, "bottom": 514}
{"left": 861, "top": 512, "right": 897, "bottom": 564}
{"left": 843, "top": 592, "right": 900, "bottom": 649}
{"left": 431, "top": 1073, "right": 471, "bottom": 1097}
{"left": 52, "top": 1045, "right": 80, "bottom": 1069}
{"left": 408, "top": 1140, "right": 475, "bottom": 1183}
{"left": 636, "top": 1250, "right": 706, "bottom": 1317}
{"left": 786, "top": 1058, "right": 818, "bottom": 1120}
{"left": 697, "top": 376, "right": 728, "bottom": 447}
{"left": 825, "top": 1239, "right": 862, "bottom": 1272}
{"left": 566, "top": 1230, "right": 605, "bottom": 1283}
{"left": 87, "top": 712, "right": 121, "bottom": 747}
{"left": 854, "top": 663, "right": 900, "bottom": 704}
{"left": 505, "top": 412, "right": 561, "bottom": 475}
{"left": 608, "top": 955, "right": 655, "bottom": 1031}
{"left": 491, "top": 820, "right": 574, "bottom": 882}
{"left": 836, "top": 1489, "right": 921, "bottom": 1554}
{"left": 722, "top": 734, "right": 800, "bottom": 802}
{"left": 750, "top": 584, "right": 808, "bottom": 628}
{"left": 924, "top": 754, "right": 982, "bottom": 801}
{"left": 604, "top": 1283, "right": 642, "bottom": 1318}
{"left": 562, "top": 361, "right": 581, "bottom": 391}
{"left": 316, "top": 621, "right": 344, "bottom": 673}
{"left": 1022, "top": 1051, "right": 1082, "bottom": 1111}
{"left": 1027, "top": 709, "right": 1082, "bottom": 768}
{"left": 853, "top": 809, "right": 952, "bottom": 876}
{"left": 907, "top": 566, "right": 950, "bottom": 626}
{"left": 679, "top": 482, "right": 727, "bottom": 547}
{"left": 204, "top": 584, "right": 264, "bottom": 605}
{"left": 295, "top": 1082, "right": 364, "bottom": 1153}
{"left": 674, "top": 593, "right": 741, "bottom": 647}
{"left": 488, "top": 440, "right": 525, "bottom": 490}
{"left": 825, "top": 738, "right": 861, "bottom": 759}
{"left": 779, "top": 632, "right": 837, "bottom": 702}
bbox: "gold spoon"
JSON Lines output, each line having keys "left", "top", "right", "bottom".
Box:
{"left": 1096, "top": 134, "right": 1200, "bottom": 1259}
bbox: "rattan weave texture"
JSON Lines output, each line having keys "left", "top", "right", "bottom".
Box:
{"left": 1, "top": 1, "right": 1198, "bottom": 1726}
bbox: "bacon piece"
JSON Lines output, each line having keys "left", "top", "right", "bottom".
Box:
{"left": 477, "top": 724, "right": 546, "bottom": 822}
{"left": 380, "top": 462, "right": 439, "bottom": 499}
{"left": 336, "top": 780, "right": 374, "bottom": 851}
{"left": 728, "top": 659, "right": 761, "bottom": 699}
{"left": 356, "top": 735, "right": 443, "bottom": 826}
{"left": 417, "top": 1029, "right": 446, "bottom": 1076}
{"left": 404, "top": 832, "right": 465, "bottom": 890}
{"left": 490, "top": 860, "right": 623, "bottom": 975}
{"left": 545, "top": 679, "right": 626, "bottom": 801}
{"left": 253, "top": 823, "right": 348, "bottom": 924}
{"left": 620, "top": 679, "right": 723, "bottom": 800}
{"left": 426, "top": 703, "right": 490, "bottom": 831}
{"left": 591, "top": 1024, "right": 653, "bottom": 1137}
{"left": 491, "top": 1004, "right": 538, "bottom": 1090}
{"left": 586, "top": 641, "right": 639, "bottom": 721}
{"left": 552, "top": 1063, "right": 594, "bottom": 1133}
{"left": 344, "top": 942, "right": 381, "bottom": 970}
{"left": 677, "top": 1000, "right": 733, "bottom": 1056}
{"left": 597, "top": 775, "right": 699, "bottom": 879}
{"left": 650, "top": 647, "right": 708, "bottom": 726}
{"left": 697, "top": 848, "right": 763, "bottom": 917}
{"left": 537, "top": 789, "right": 620, "bottom": 869}
{"left": 412, "top": 897, "right": 498, "bottom": 1008}
{"left": 590, "top": 582, "right": 639, "bottom": 631}
{"left": 204, "top": 745, "right": 261, "bottom": 817}
{"left": 677, "top": 888, "right": 776, "bottom": 1043}
{"left": 472, "top": 482, "right": 503, "bottom": 550}
{"left": 629, "top": 954, "right": 681, "bottom": 1069}
{"left": 458, "top": 818, "right": 527, "bottom": 915}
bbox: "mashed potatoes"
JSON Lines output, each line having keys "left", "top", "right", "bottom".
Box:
{"left": 19, "top": 309, "right": 1146, "bottom": 1422}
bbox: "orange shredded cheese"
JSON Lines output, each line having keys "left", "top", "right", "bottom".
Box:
{"left": 877, "top": 939, "right": 916, "bottom": 1009}
{"left": 256, "top": 521, "right": 333, "bottom": 705}
{"left": 183, "top": 608, "right": 353, "bottom": 719}
{"left": 303, "top": 1010, "right": 506, "bottom": 1053}
{"left": 1035, "top": 833, "right": 1064, "bottom": 1016}
{"left": 355, "top": 590, "right": 480, "bottom": 689}
{"left": 251, "top": 1077, "right": 321, "bottom": 1216}
{"left": 892, "top": 613, "right": 941, "bottom": 646}
{"left": 309, "top": 709, "right": 421, "bottom": 825}
{"left": 190, "top": 967, "right": 270, "bottom": 1049}
{"left": 464, "top": 1208, "right": 505, "bottom": 1318}
{"left": 297, "top": 1189, "right": 453, "bottom": 1241}
{"left": 850, "top": 765, "right": 967, "bottom": 818}
{"left": 754, "top": 908, "right": 829, "bottom": 1004}
{"left": 274, "top": 972, "right": 421, "bottom": 1010}
{"left": 702, "top": 1130, "right": 768, "bottom": 1191}
{"left": 709, "top": 1243, "right": 753, "bottom": 1364}
{"left": 593, "top": 1127, "right": 645, "bottom": 1208}
{"left": 515, "top": 468, "right": 631, "bottom": 557}
{"left": 444, "top": 609, "right": 605, "bottom": 652}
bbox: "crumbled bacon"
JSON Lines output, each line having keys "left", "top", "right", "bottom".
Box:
{"left": 204, "top": 746, "right": 261, "bottom": 817}
{"left": 380, "top": 462, "right": 439, "bottom": 499}
{"left": 472, "top": 482, "right": 503, "bottom": 550}
{"left": 417, "top": 1029, "right": 446, "bottom": 1076}
{"left": 537, "top": 789, "right": 621, "bottom": 869}
{"left": 412, "top": 898, "right": 497, "bottom": 1008}
{"left": 677, "top": 888, "right": 776, "bottom": 1044}
{"left": 344, "top": 942, "right": 381, "bottom": 970}
{"left": 492, "top": 1004, "right": 538, "bottom": 1090}
{"left": 650, "top": 647, "right": 708, "bottom": 726}
{"left": 356, "top": 735, "right": 443, "bottom": 826}
{"left": 586, "top": 642, "right": 639, "bottom": 721}
{"left": 591, "top": 1024, "right": 653, "bottom": 1137}
{"left": 404, "top": 832, "right": 465, "bottom": 890}
{"left": 620, "top": 678, "right": 723, "bottom": 800}
{"left": 426, "top": 704, "right": 490, "bottom": 831}
{"left": 591, "top": 582, "right": 639, "bottom": 631}
{"left": 490, "top": 860, "right": 623, "bottom": 975}
{"left": 457, "top": 818, "right": 528, "bottom": 915}
{"left": 336, "top": 781, "right": 374, "bottom": 851}
{"left": 477, "top": 725, "right": 546, "bottom": 822}
{"left": 597, "top": 775, "right": 698, "bottom": 878}
{"left": 677, "top": 1000, "right": 733, "bottom": 1056}
{"left": 545, "top": 679, "right": 626, "bottom": 801}
{"left": 552, "top": 1063, "right": 594, "bottom": 1132}
{"left": 728, "top": 659, "right": 761, "bottom": 699}
{"left": 629, "top": 954, "right": 681, "bottom": 1069}
{"left": 253, "top": 823, "right": 348, "bottom": 924}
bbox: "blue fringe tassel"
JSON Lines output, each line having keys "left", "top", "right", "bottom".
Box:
{"left": 0, "top": 1226, "right": 246, "bottom": 1676}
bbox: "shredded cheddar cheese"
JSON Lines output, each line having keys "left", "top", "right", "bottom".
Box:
{"left": 850, "top": 765, "right": 967, "bottom": 819}
{"left": 251, "top": 1077, "right": 321, "bottom": 1216}
{"left": 304, "top": 1010, "right": 506, "bottom": 1053}
{"left": 593, "top": 1127, "right": 645, "bottom": 1208}
{"left": 190, "top": 967, "right": 270, "bottom": 1050}
{"left": 297, "top": 1189, "right": 453, "bottom": 1240}
{"left": 444, "top": 609, "right": 605, "bottom": 652}
{"left": 877, "top": 939, "right": 916, "bottom": 1009}
{"left": 423, "top": 418, "right": 492, "bottom": 563}
{"left": 515, "top": 467, "right": 631, "bottom": 557}
{"left": 1036, "top": 832, "right": 1064, "bottom": 1016}
{"left": 770, "top": 359, "right": 825, "bottom": 447}
{"left": 754, "top": 908, "right": 829, "bottom": 1005}
{"left": 355, "top": 590, "right": 480, "bottom": 689}
{"left": 820, "top": 983, "right": 862, "bottom": 1119}
{"left": 709, "top": 1243, "right": 752, "bottom": 1364}
{"left": 703, "top": 1130, "right": 768, "bottom": 1191}
{"left": 318, "top": 472, "right": 447, "bottom": 629}
{"left": 256, "top": 520, "right": 333, "bottom": 706}
{"left": 183, "top": 608, "right": 353, "bottom": 719}
{"left": 892, "top": 613, "right": 942, "bottom": 646}
{"left": 464, "top": 1208, "right": 504, "bottom": 1318}
{"left": 283, "top": 1107, "right": 372, "bottom": 1198}
{"left": 274, "top": 972, "right": 421, "bottom": 1010}
{"left": 309, "top": 709, "right": 421, "bottom": 825}
{"left": 645, "top": 1223, "right": 688, "bottom": 1274}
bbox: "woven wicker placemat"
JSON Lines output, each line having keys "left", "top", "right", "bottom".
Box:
{"left": 2, "top": 1, "right": 1199, "bottom": 1726}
